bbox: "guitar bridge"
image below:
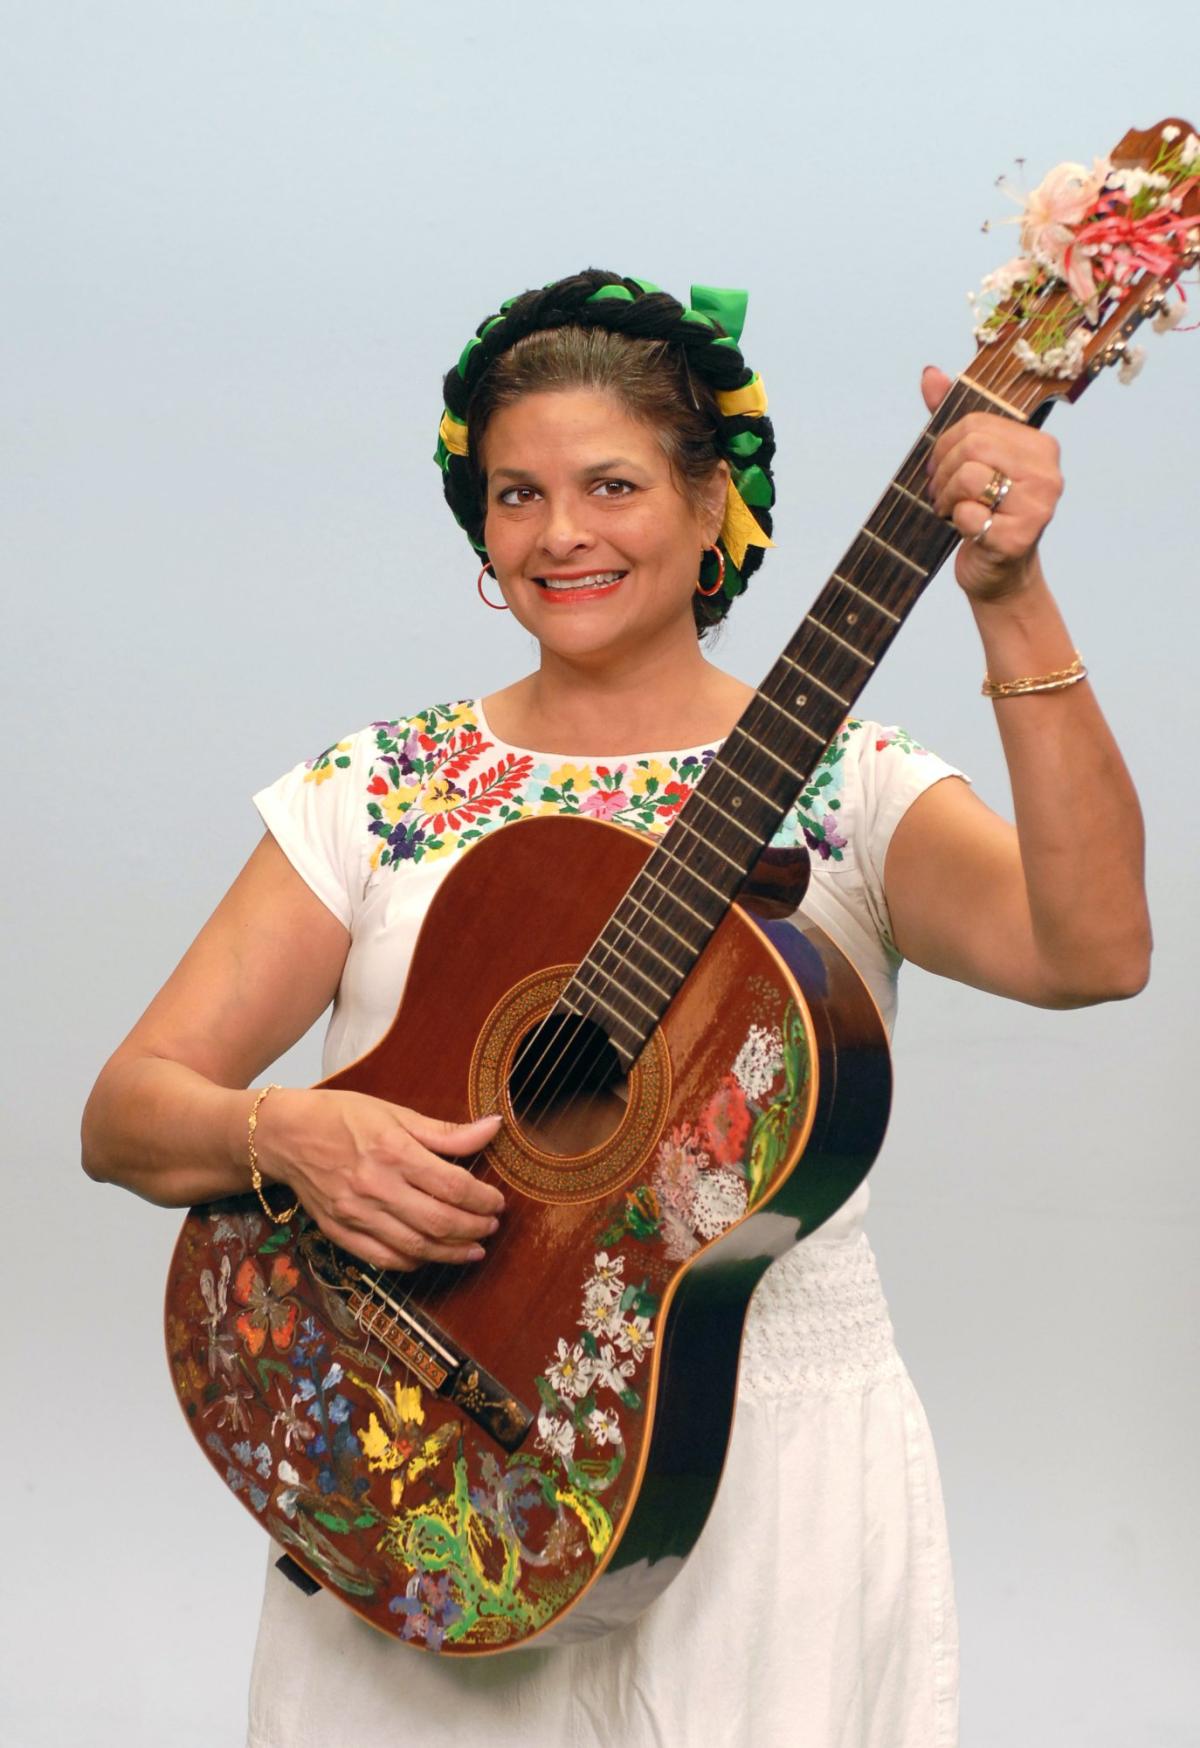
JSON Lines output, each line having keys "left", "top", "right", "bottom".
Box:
{"left": 302, "top": 1233, "right": 534, "bottom": 1452}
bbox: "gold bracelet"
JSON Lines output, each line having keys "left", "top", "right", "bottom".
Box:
{"left": 981, "top": 652, "right": 1088, "bottom": 699}
{"left": 247, "top": 1083, "right": 300, "bottom": 1225}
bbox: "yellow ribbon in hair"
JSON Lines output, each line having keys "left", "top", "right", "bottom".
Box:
{"left": 439, "top": 410, "right": 469, "bottom": 456}
{"left": 715, "top": 374, "right": 769, "bottom": 419}
{"left": 720, "top": 476, "right": 775, "bottom": 569}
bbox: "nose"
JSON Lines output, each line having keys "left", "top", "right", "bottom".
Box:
{"left": 536, "top": 493, "right": 596, "bottom": 562}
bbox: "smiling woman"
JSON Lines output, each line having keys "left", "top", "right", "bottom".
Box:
{"left": 83, "top": 264, "right": 1153, "bottom": 1748}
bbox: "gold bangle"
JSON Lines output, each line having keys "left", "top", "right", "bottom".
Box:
{"left": 247, "top": 1083, "right": 300, "bottom": 1225}
{"left": 981, "top": 652, "right": 1088, "bottom": 699}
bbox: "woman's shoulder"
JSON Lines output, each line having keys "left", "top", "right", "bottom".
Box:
{"left": 773, "top": 716, "right": 956, "bottom": 865}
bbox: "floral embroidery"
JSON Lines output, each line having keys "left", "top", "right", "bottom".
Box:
{"left": 303, "top": 740, "right": 352, "bottom": 785}
{"left": 299, "top": 702, "right": 936, "bottom": 875}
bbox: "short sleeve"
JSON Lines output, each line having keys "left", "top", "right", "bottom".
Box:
{"left": 252, "top": 731, "right": 372, "bottom": 929}
{"left": 853, "top": 722, "right": 968, "bottom": 950}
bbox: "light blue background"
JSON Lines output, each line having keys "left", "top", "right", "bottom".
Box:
{"left": 3, "top": 3, "right": 1196, "bottom": 1743}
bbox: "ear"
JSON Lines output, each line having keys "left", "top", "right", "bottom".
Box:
{"left": 701, "top": 459, "right": 730, "bottom": 547}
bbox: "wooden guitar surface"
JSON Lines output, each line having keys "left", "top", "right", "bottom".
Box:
{"left": 165, "top": 815, "right": 889, "bottom": 1653}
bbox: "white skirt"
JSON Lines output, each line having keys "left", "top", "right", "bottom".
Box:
{"left": 247, "top": 1230, "right": 959, "bottom": 1748}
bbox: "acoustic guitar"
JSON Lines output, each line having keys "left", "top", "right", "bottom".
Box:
{"left": 165, "top": 119, "right": 1197, "bottom": 1655}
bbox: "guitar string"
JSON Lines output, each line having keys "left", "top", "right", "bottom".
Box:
{"left": 355, "top": 272, "right": 1157, "bottom": 1342}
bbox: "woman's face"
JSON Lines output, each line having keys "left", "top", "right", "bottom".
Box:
{"left": 478, "top": 390, "right": 726, "bottom": 669}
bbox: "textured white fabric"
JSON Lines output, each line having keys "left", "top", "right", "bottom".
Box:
{"left": 246, "top": 704, "right": 964, "bottom": 1747}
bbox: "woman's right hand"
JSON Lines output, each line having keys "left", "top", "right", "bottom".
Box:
{"left": 254, "top": 1087, "right": 505, "bottom": 1272}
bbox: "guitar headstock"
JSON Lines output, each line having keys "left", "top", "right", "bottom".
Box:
{"left": 964, "top": 117, "right": 1199, "bottom": 420}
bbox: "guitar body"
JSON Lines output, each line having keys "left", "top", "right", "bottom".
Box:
{"left": 166, "top": 815, "right": 890, "bottom": 1654}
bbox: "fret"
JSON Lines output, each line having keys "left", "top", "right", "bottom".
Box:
{"left": 779, "top": 654, "right": 851, "bottom": 709}
{"left": 573, "top": 986, "right": 645, "bottom": 1049}
{"left": 957, "top": 374, "right": 1026, "bottom": 420}
{"left": 575, "top": 962, "right": 659, "bottom": 1023}
{"left": 649, "top": 848, "right": 729, "bottom": 906}
{"left": 861, "top": 526, "right": 925, "bottom": 577}
{"left": 729, "top": 722, "right": 798, "bottom": 781}
{"left": 603, "top": 916, "right": 690, "bottom": 975}
{"left": 708, "top": 759, "right": 782, "bottom": 812}
{"left": 615, "top": 887, "right": 702, "bottom": 955}
{"left": 831, "top": 572, "right": 902, "bottom": 626}
{"left": 685, "top": 786, "right": 764, "bottom": 843}
{"left": 578, "top": 947, "right": 673, "bottom": 1007}
{"left": 888, "top": 479, "right": 938, "bottom": 514}
{"left": 668, "top": 810, "right": 747, "bottom": 874}
{"left": 804, "top": 614, "right": 876, "bottom": 666}
{"left": 754, "top": 688, "right": 828, "bottom": 746}
{"left": 630, "top": 866, "right": 717, "bottom": 930}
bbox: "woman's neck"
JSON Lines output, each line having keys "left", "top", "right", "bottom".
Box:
{"left": 483, "top": 645, "right": 755, "bottom": 756}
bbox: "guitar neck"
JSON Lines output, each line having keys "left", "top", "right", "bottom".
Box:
{"left": 561, "top": 375, "right": 1029, "bottom": 1069}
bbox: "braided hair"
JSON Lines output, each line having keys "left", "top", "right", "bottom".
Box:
{"left": 434, "top": 268, "right": 776, "bottom": 636}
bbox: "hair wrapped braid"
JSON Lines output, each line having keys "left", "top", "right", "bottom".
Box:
{"left": 434, "top": 268, "right": 776, "bottom": 631}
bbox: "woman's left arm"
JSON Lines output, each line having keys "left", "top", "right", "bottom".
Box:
{"left": 882, "top": 367, "right": 1152, "bottom": 1009}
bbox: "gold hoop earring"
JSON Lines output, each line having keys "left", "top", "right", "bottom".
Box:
{"left": 695, "top": 544, "right": 726, "bottom": 598}
{"left": 477, "top": 564, "right": 510, "bottom": 611}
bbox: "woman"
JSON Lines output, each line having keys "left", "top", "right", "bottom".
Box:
{"left": 82, "top": 269, "right": 1151, "bottom": 1747}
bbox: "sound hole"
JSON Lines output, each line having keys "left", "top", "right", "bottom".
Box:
{"left": 506, "top": 1012, "right": 629, "bottom": 1157}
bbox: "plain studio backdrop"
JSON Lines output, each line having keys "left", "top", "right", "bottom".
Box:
{"left": 2, "top": 4, "right": 1197, "bottom": 1744}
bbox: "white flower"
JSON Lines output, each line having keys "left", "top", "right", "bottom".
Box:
{"left": 277, "top": 1460, "right": 300, "bottom": 1485}
{"left": 732, "top": 1025, "right": 785, "bottom": 1102}
{"left": 613, "top": 1314, "right": 655, "bottom": 1363}
{"left": 591, "top": 1342, "right": 637, "bottom": 1397}
{"left": 1106, "top": 167, "right": 1170, "bottom": 200}
{"left": 1118, "top": 344, "right": 1147, "bottom": 385}
{"left": 1162, "top": 125, "right": 1181, "bottom": 142}
{"left": 661, "top": 1208, "right": 701, "bottom": 1261}
{"left": 981, "top": 255, "right": 1033, "bottom": 298}
{"left": 547, "top": 1338, "right": 593, "bottom": 1400}
{"left": 1013, "top": 331, "right": 1088, "bottom": 381}
{"left": 536, "top": 1409, "right": 577, "bottom": 1462}
{"left": 692, "top": 1167, "right": 749, "bottom": 1240}
{"left": 588, "top": 1251, "right": 625, "bottom": 1294}
{"left": 1181, "top": 134, "right": 1200, "bottom": 167}
{"left": 973, "top": 322, "right": 1002, "bottom": 346}
{"left": 579, "top": 1285, "right": 622, "bottom": 1339}
{"left": 585, "top": 1407, "right": 623, "bottom": 1448}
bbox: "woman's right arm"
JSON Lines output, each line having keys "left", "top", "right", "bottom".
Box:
{"left": 82, "top": 832, "right": 504, "bottom": 1268}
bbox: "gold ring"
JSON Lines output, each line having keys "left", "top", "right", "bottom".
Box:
{"left": 979, "top": 469, "right": 1012, "bottom": 510}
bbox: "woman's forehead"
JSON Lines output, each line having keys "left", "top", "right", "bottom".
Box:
{"left": 479, "top": 389, "right": 665, "bottom": 470}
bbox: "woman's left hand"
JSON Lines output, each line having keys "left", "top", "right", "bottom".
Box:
{"left": 922, "top": 364, "right": 1063, "bottom": 603}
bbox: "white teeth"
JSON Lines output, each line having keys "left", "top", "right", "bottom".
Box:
{"left": 540, "top": 571, "right": 625, "bottom": 590}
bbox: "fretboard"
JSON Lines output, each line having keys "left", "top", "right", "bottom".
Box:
{"left": 559, "top": 378, "right": 1025, "bottom": 1070}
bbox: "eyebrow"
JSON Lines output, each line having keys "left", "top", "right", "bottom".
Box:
{"left": 489, "top": 458, "right": 645, "bottom": 483}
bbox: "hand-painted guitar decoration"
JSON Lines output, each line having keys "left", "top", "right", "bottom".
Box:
{"left": 165, "top": 120, "right": 1197, "bottom": 1655}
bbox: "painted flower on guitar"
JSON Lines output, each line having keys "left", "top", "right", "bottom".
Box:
{"left": 547, "top": 1339, "right": 594, "bottom": 1400}
{"left": 270, "top": 1381, "right": 319, "bottom": 1453}
{"left": 613, "top": 1314, "right": 655, "bottom": 1363}
{"left": 536, "top": 1408, "right": 577, "bottom": 1463}
{"left": 390, "top": 1572, "right": 464, "bottom": 1652}
{"left": 700, "top": 1078, "right": 753, "bottom": 1166}
{"left": 586, "top": 1406, "right": 623, "bottom": 1448}
{"left": 199, "top": 1252, "right": 238, "bottom": 1377}
{"left": 232, "top": 1254, "right": 301, "bottom": 1356}
{"left": 732, "top": 1025, "right": 786, "bottom": 1104}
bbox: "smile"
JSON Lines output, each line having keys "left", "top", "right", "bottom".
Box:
{"left": 534, "top": 571, "right": 628, "bottom": 596}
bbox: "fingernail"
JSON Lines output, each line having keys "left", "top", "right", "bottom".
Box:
{"left": 486, "top": 1217, "right": 499, "bottom": 1234}
{"left": 468, "top": 1244, "right": 486, "bottom": 1262}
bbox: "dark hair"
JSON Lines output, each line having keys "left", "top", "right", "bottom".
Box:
{"left": 435, "top": 269, "right": 776, "bottom": 636}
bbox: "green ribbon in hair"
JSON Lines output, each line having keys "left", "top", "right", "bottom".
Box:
{"left": 687, "top": 284, "right": 748, "bottom": 345}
